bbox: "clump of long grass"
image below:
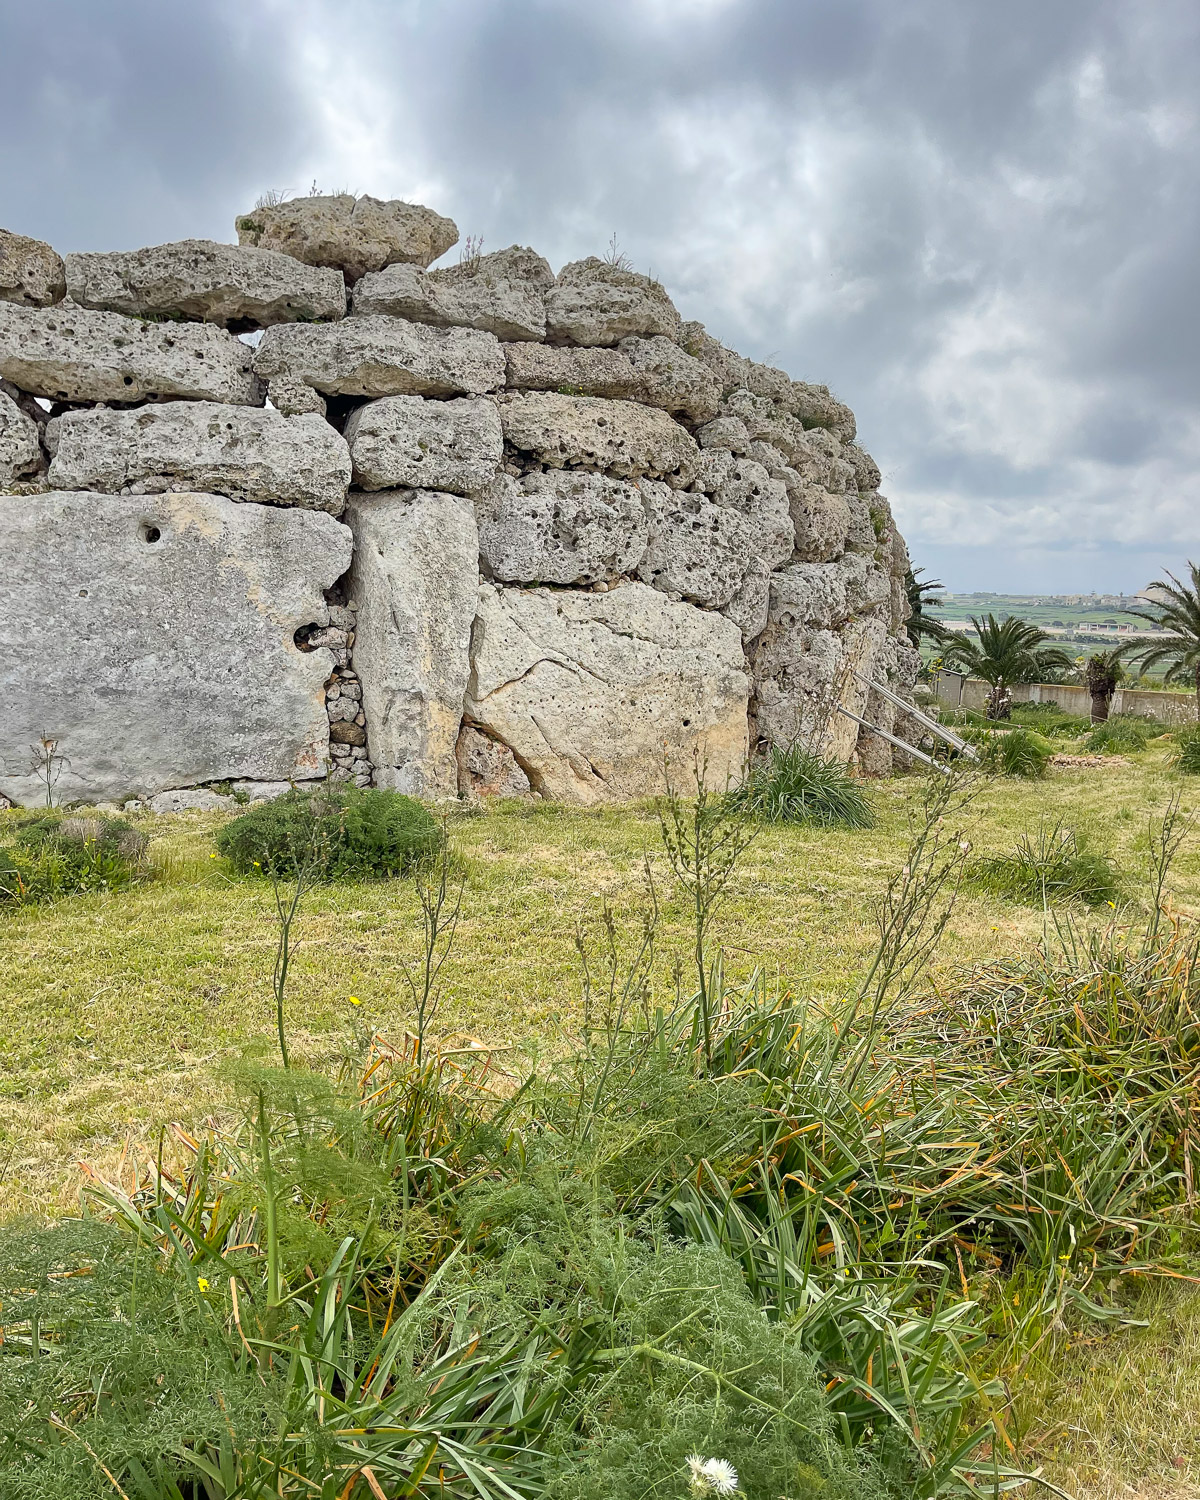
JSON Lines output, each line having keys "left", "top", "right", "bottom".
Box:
{"left": 965, "top": 724, "right": 1054, "bottom": 778}
{"left": 1009, "top": 701, "right": 1090, "bottom": 738}
{"left": 727, "top": 742, "right": 874, "bottom": 828}
{"left": 1085, "top": 714, "right": 1158, "bottom": 755}
{"left": 1173, "top": 723, "right": 1200, "bottom": 774}
{"left": 971, "top": 823, "right": 1121, "bottom": 907}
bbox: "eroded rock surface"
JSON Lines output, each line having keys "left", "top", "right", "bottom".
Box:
{"left": 500, "top": 392, "right": 698, "bottom": 483}
{"left": 0, "top": 228, "right": 65, "bottom": 308}
{"left": 344, "top": 489, "right": 479, "bottom": 796}
{"left": 0, "top": 491, "right": 351, "bottom": 805}
{"left": 236, "top": 194, "right": 458, "bottom": 280}
{"left": 477, "top": 471, "right": 648, "bottom": 585}
{"left": 0, "top": 302, "right": 262, "bottom": 406}
{"left": 65, "top": 240, "right": 346, "bottom": 329}
{"left": 46, "top": 402, "right": 351, "bottom": 512}
{"left": 344, "top": 395, "right": 501, "bottom": 496}
{"left": 455, "top": 724, "right": 531, "bottom": 798}
{"left": 0, "top": 388, "right": 43, "bottom": 487}
{"left": 464, "top": 582, "right": 749, "bottom": 803}
{"left": 354, "top": 246, "right": 553, "bottom": 341}
{"left": 545, "top": 258, "right": 682, "bottom": 347}
{"left": 254, "top": 316, "right": 504, "bottom": 402}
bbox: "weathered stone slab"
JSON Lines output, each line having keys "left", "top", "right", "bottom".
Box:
{"left": 545, "top": 258, "right": 682, "bottom": 347}
{"left": 344, "top": 489, "right": 479, "bottom": 796}
{"left": 0, "top": 302, "right": 262, "bottom": 406}
{"left": 0, "top": 388, "right": 42, "bottom": 487}
{"left": 254, "top": 316, "right": 504, "bottom": 402}
{"left": 344, "top": 394, "right": 501, "bottom": 496}
{"left": 788, "top": 483, "right": 851, "bottom": 563}
{"left": 693, "top": 451, "right": 794, "bottom": 568}
{"left": 0, "top": 491, "right": 352, "bottom": 805}
{"left": 236, "top": 194, "right": 458, "bottom": 280}
{"left": 636, "top": 481, "right": 754, "bottom": 608}
{"left": 617, "top": 336, "right": 720, "bottom": 423}
{"left": 65, "top": 240, "right": 346, "bottom": 330}
{"left": 354, "top": 246, "right": 552, "bottom": 341}
{"left": 477, "top": 471, "right": 648, "bottom": 584}
{"left": 500, "top": 392, "right": 698, "bottom": 483}
{"left": 0, "top": 229, "right": 65, "bottom": 308}
{"left": 464, "top": 582, "right": 748, "bottom": 804}
{"left": 46, "top": 402, "right": 351, "bottom": 513}
{"left": 455, "top": 724, "right": 531, "bottom": 798}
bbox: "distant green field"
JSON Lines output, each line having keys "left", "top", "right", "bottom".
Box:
{"left": 939, "top": 591, "right": 1149, "bottom": 633}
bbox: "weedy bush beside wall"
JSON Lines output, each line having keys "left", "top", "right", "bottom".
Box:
{"left": 1085, "top": 715, "right": 1158, "bottom": 755}
{"left": 0, "top": 812, "right": 149, "bottom": 904}
{"left": 971, "top": 823, "right": 1121, "bottom": 907}
{"left": 965, "top": 725, "right": 1054, "bottom": 778}
{"left": 215, "top": 785, "right": 441, "bottom": 879}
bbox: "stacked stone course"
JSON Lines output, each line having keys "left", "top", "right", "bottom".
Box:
{"left": 0, "top": 193, "right": 919, "bottom": 810}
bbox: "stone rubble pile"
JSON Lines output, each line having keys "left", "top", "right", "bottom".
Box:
{"left": 0, "top": 193, "right": 919, "bottom": 809}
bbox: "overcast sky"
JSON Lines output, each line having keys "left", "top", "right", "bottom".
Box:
{"left": 3, "top": 0, "right": 1197, "bottom": 594}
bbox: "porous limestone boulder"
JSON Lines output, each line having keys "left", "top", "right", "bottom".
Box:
{"left": 617, "top": 336, "right": 720, "bottom": 423}
{"left": 353, "top": 246, "right": 553, "bottom": 342}
{"left": 636, "top": 482, "right": 754, "bottom": 609}
{"left": 0, "top": 229, "right": 65, "bottom": 308}
{"left": 697, "top": 416, "right": 752, "bottom": 454}
{"left": 149, "top": 788, "right": 235, "bottom": 814}
{"left": 236, "top": 194, "right": 458, "bottom": 281}
{"left": 344, "top": 394, "right": 501, "bottom": 496}
{"left": 722, "top": 557, "right": 772, "bottom": 643}
{"left": 344, "top": 489, "right": 479, "bottom": 796}
{"left": 464, "top": 582, "right": 749, "bottom": 804}
{"left": 789, "top": 483, "right": 851, "bottom": 563}
{"left": 0, "top": 388, "right": 42, "bottom": 487}
{"left": 545, "top": 258, "right": 682, "bottom": 347}
{"left": 500, "top": 392, "right": 698, "bottom": 484}
{"left": 855, "top": 633, "right": 922, "bottom": 776}
{"left": 692, "top": 451, "right": 794, "bottom": 569}
{"left": 477, "top": 471, "right": 648, "bottom": 585}
{"left": 45, "top": 402, "right": 351, "bottom": 513}
{"left": 254, "top": 316, "right": 504, "bottom": 402}
{"left": 0, "top": 491, "right": 351, "bottom": 805}
{"left": 505, "top": 341, "right": 646, "bottom": 401}
{"left": 65, "top": 240, "right": 346, "bottom": 330}
{"left": 455, "top": 724, "right": 531, "bottom": 798}
{"left": 0, "top": 302, "right": 262, "bottom": 406}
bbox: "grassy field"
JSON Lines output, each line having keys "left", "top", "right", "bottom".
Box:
{"left": 4, "top": 747, "right": 1200, "bottom": 1496}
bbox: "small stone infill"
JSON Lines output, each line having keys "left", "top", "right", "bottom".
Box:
{"left": 320, "top": 601, "right": 374, "bottom": 787}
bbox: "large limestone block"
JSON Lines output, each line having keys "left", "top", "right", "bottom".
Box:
{"left": 636, "top": 482, "right": 754, "bottom": 609}
{"left": 344, "top": 394, "right": 501, "bottom": 496}
{"left": 545, "top": 258, "right": 682, "bottom": 347}
{"left": 0, "top": 389, "right": 42, "bottom": 487}
{"left": 856, "top": 633, "right": 922, "bottom": 776}
{"left": 0, "top": 228, "right": 65, "bottom": 308}
{"left": 0, "top": 491, "right": 351, "bottom": 805}
{"left": 693, "top": 451, "right": 794, "bottom": 568}
{"left": 46, "top": 402, "right": 351, "bottom": 513}
{"left": 477, "top": 471, "right": 648, "bottom": 584}
{"left": 354, "top": 246, "right": 553, "bottom": 341}
{"left": 465, "top": 582, "right": 749, "bottom": 804}
{"left": 65, "top": 240, "right": 346, "bottom": 330}
{"left": 254, "top": 316, "right": 504, "bottom": 402}
{"left": 236, "top": 194, "right": 458, "bottom": 281}
{"left": 0, "top": 302, "right": 262, "bottom": 406}
{"left": 344, "top": 489, "right": 479, "bottom": 796}
{"left": 789, "top": 483, "right": 851, "bottom": 563}
{"left": 500, "top": 392, "right": 698, "bottom": 484}
{"left": 617, "top": 336, "right": 720, "bottom": 423}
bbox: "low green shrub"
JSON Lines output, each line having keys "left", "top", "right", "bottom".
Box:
{"left": 1085, "top": 715, "right": 1157, "bottom": 755}
{"left": 972, "top": 824, "right": 1121, "bottom": 907}
{"left": 0, "top": 813, "right": 149, "bottom": 904}
{"left": 1009, "top": 701, "right": 1090, "bottom": 737}
{"left": 1173, "top": 724, "right": 1200, "bottom": 774}
{"left": 215, "top": 784, "right": 441, "bottom": 879}
{"left": 966, "top": 724, "right": 1054, "bottom": 778}
{"left": 726, "top": 743, "right": 874, "bottom": 828}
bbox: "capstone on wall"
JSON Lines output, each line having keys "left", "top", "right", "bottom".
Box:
{"left": 0, "top": 194, "right": 920, "bottom": 808}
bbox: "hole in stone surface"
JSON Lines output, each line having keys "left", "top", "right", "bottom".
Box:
{"left": 293, "top": 623, "right": 321, "bottom": 651}
{"left": 140, "top": 523, "right": 161, "bottom": 544}
{"left": 123, "top": 376, "right": 134, "bottom": 386}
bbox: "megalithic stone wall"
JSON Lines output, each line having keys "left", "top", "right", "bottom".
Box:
{"left": 0, "top": 200, "right": 920, "bottom": 809}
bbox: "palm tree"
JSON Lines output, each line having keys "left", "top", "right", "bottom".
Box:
{"left": 904, "top": 567, "right": 953, "bottom": 648}
{"left": 942, "top": 614, "right": 1073, "bottom": 719}
{"left": 1122, "top": 563, "right": 1200, "bottom": 713}
{"left": 1083, "top": 646, "right": 1124, "bottom": 724}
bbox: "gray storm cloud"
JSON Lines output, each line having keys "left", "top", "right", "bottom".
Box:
{"left": 2, "top": 0, "right": 1196, "bottom": 591}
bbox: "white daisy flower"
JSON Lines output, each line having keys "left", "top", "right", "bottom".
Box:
{"left": 686, "top": 1454, "right": 710, "bottom": 1494}
{"left": 702, "top": 1457, "right": 739, "bottom": 1494}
